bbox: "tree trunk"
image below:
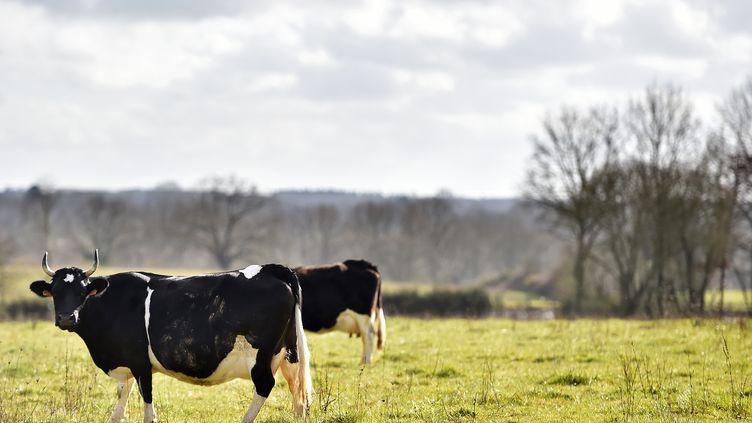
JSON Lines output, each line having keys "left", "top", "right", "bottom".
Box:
{"left": 656, "top": 269, "right": 665, "bottom": 317}
{"left": 719, "top": 262, "right": 726, "bottom": 318}
{"left": 214, "top": 250, "right": 232, "bottom": 269}
{"left": 573, "top": 235, "right": 587, "bottom": 314}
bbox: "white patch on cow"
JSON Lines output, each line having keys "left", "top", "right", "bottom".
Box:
{"left": 143, "top": 285, "right": 169, "bottom": 375}
{"left": 143, "top": 403, "right": 156, "bottom": 423}
{"left": 131, "top": 272, "right": 151, "bottom": 282}
{"left": 144, "top": 287, "right": 154, "bottom": 342}
{"left": 240, "top": 264, "right": 262, "bottom": 279}
{"left": 164, "top": 275, "right": 189, "bottom": 281}
{"left": 64, "top": 273, "right": 74, "bottom": 283}
{"left": 81, "top": 278, "right": 90, "bottom": 287}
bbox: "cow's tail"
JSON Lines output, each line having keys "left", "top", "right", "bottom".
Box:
{"left": 262, "top": 265, "right": 312, "bottom": 415}
{"left": 293, "top": 286, "right": 313, "bottom": 410}
{"left": 375, "top": 271, "right": 386, "bottom": 350}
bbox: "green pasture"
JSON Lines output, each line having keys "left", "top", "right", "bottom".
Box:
{"left": 2, "top": 318, "right": 752, "bottom": 422}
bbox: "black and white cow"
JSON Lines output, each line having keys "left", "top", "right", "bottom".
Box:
{"left": 29, "top": 250, "right": 312, "bottom": 423}
{"left": 295, "top": 259, "right": 385, "bottom": 364}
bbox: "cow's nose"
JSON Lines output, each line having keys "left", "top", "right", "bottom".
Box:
{"left": 56, "top": 313, "right": 75, "bottom": 330}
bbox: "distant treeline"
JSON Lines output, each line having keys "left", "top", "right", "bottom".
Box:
{"left": 0, "top": 287, "right": 500, "bottom": 321}
{"left": 525, "top": 78, "right": 752, "bottom": 317}
{"left": 0, "top": 178, "right": 556, "bottom": 285}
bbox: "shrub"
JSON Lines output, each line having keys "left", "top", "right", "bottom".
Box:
{"left": 0, "top": 299, "right": 52, "bottom": 321}
{"left": 383, "top": 288, "right": 493, "bottom": 317}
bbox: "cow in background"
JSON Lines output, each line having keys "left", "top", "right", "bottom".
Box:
{"left": 295, "top": 259, "right": 385, "bottom": 364}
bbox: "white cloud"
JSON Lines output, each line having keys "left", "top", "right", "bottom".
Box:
{"left": 632, "top": 55, "right": 708, "bottom": 80}
{"left": 298, "top": 49, "right": 335, "bottom": 66}
{"left": 671, "top": 0, "right": 711, "bottom": 34}
{"left": 1, "top": 0, "right": 751, "bottom": 197}
{"left": 244, "top": 73, "right": 298, "bottom": 93}
{"left": 392, "top": 70, "right": 455, "bottom": 93}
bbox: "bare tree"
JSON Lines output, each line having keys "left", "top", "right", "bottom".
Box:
{"left": 722, "top": 77, "right": 752, "bottom": 314}
{"left": 399, "top": 196, "right": 456, "bottom": 282}
{"left": 672, "top": 136, "right": 736, "bottom": 314}
{"left": 596, "top": 164, "right": 652, "bottom": 315}
{"left": 302, "top": 205, "right": 340, "bottom": 263}
{"left": 71, "top": 194, "right": 133, "bottom": 264}
{"left": 624, "top": 84, "right": 701, "bottom": 315}
{"left": 721, "top": 77, "right": 752, "bottom": 157}
{"left": 350, "top": 201, "right": 398, "bottom": 251}
{"left": 24, "top": 185, "right": 59, "bottom": 251}
{"left": 524, "top": 106, "right": 618, "bottom": 313}
{"left": 446, "top": 209, "right": 551, "bottom": 282}
{"left": 0, "top": 234, "right": 15, "bottom": 303}
{"left": 181, "top": 176, "right": 267, "bottom": 269}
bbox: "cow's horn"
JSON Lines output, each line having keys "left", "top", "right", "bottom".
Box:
{"left": 42, "top": 252, "right": 55, "bottom": 277}
{"left": 84, "top": 249, "right": 99, "bottom": 277}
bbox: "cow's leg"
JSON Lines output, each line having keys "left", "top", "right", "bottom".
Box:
{"left": 279, "top": 358, "right": 305, "bottom": 418}
{"left": 109, "top": 377, "right": 134, "bottom": 423}
{"left": 243, "top": 349, "right": 275, "bottom": 423}
{"left": 136, "top": 373, "right": 156, "bottom": 423}
{"left": 376, "top": 308, "right": 386, "bottom": 350}
{"left": 356, "top": 313, "right": 376, "bottom": 365}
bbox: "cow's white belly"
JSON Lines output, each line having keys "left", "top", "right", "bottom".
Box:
{"left": 318, "top": 309, "right": 370, "bottom": 335}
{"left": 108, "top": 366, "right": 133, "bottom": 381}
{"left": 148, "top": 336, "right": 258, "bottom": 386}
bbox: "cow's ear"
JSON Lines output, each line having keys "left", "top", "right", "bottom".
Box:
{"left": 30, "top": 280, "right": 53, "bottom": 298}
{"left": 86, "top": 278, "right": 109, "bottom": 297}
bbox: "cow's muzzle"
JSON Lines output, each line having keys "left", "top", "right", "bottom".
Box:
{"left": 56, "top": 313, "right": 77, "bottom": 331}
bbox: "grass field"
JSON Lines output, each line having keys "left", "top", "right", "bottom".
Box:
{"left": 2, "top": 318, "right": 752, "bottom": 422}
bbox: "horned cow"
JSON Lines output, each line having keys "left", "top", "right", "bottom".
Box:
{"left": 29, "top": 250, "right": 312, "bottom": 423}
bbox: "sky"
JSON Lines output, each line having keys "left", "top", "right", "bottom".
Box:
{"left": 1, "top": 0, "right": 751, "bottom": 198}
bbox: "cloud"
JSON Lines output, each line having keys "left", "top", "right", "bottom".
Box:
{"left": 21, "top": 0, "right": 264, "bottom": 19}
{"left": 691, "top": 0, "right": 752, "bottom": 35}
{"left": 1, "top": 0, "right": 751, "bottom": 197}
{"left": 297, "top": 64, "right": 398, "bottom": 101}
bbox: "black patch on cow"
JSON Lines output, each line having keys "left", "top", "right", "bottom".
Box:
{"left": 295, "top": 259, "right": 381, "bottom": 332}
{"left": 146, "top": 270, "right": 295, "bottom": 379}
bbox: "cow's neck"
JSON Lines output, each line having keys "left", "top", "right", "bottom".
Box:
{"left": 73, "top": 281, "right": 114, "bottom": 348}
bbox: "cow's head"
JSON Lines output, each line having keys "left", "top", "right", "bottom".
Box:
{"left": 29, "top": 250, "right": 108, "bottom": 331}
